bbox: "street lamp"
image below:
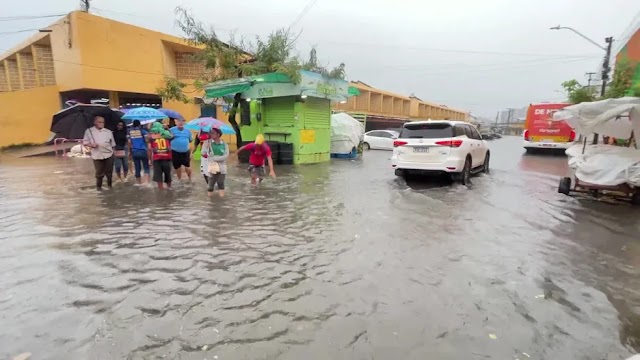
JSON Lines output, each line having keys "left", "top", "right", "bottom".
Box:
{"left": 550, "top": 25, "right": 613, "bottom": 144}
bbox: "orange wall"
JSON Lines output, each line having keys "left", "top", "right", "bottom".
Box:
{"left": 617, "top": 29, "right": 640, "bottom": 64}
{"left": 0, "top": 86, "right": 60, "bottom": 147}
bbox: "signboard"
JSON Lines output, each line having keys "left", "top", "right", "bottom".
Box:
{"left": 300, "top": 129, "right": 316, "bottom": 144}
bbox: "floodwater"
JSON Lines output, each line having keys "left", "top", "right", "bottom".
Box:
{"left": 1, "top": 136, "right": 640, "bottom": 360}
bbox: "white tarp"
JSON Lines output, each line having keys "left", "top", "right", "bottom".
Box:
{"left": 330, "top": 113, "right": 364, "bottom": 154}
{"left": 553, "top": 97, "right": 640, "bottom": 138}
{"left": 566, "top": 144, "right": 640, "bottom": 186}
{"left": 552, "top": 98, "right": 640, "bottom": 187}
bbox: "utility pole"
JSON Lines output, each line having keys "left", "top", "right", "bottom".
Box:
{"left": 585, "top": 72, "right": 596, "bottom": 87}
{"left": 590, "top": 36, "right": 613, "bottom": 145}
{"left": 81, "top": 0, "right": 91, "bottom": 12}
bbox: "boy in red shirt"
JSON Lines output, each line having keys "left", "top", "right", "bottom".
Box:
{"left": 148, "top": 122, "right": 174, "bottom": 189}
{"left": 237, "top": 134, "right": 276, "bottom": 185}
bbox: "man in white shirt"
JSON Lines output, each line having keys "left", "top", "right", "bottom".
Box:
{"left": 83, "top": 116, "right": 116, "bottom": 190}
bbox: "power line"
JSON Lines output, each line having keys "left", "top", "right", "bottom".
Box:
{"left": 0, "top": 29, "right": 41, "bottom": 35}
{"left": 289, "top": 0, "right": 318, "bottom": 29}
{"left": 314, "top": 40, "right": 601, "bottom": 59}
{"left": 0, "top": 14, "right": 66, "bottom": 22}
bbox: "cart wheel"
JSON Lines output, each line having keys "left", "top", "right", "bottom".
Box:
{"left": 558, "top": 177, "right": 571, "bottom": 195}
{"left": 631, "top": 192, "right": 640, "bottom": 206}
{"left": 590, "top": 190, "right": 599, "bottom": 198}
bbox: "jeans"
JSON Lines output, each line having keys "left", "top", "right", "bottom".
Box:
{"left": 132, "top": 149, "right": 150, "bottom": 178}
{"left": 114, "top": 156, "right": 129, "bottom": 176}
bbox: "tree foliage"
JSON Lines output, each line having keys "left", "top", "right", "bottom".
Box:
{"left": 605, "top": 60, "right": 636, "bottom": 99}
{"left": 156, "top": 7, "right": 346, "bottom": 104}
{"left": 560, "top": 60, "right": 640, "bottom": 104}
{"left": 560, "top": 79, "right": 596, "bottom": 104}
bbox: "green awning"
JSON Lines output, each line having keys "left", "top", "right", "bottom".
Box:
{"left": 250, "top": 72, "right": 292, "bottom": 83}
{"left": 204, "top": 83, "right": 252, "bottom": 98}
{"left": 348, "top": 86, "right": 361, "bottom": 96}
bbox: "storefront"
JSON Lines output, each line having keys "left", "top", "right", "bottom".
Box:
{"left": 204, "top": 71, "right": 358, "bottom": 164}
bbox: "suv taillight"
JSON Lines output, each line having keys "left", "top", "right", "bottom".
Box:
{"left": 435, "top": 139, "right": 463, "bottom": 148}
{"left": 569, "top": 130, "right": 576, "bottom": 142}
{"left": 523, "top": 130, "right": 530, "bottom": 141}
{"left": 393, "top": 140, "right": 408, "bottom": 147}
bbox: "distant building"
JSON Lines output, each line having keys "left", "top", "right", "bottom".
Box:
{"left": 0, "top": 11, "right": 230, "bottom": 147}
{"left": 333, "top": 80, "right": 469, "bottom": 131}
{"left": 615, "top": 27, "right": 640, "bottom": 95}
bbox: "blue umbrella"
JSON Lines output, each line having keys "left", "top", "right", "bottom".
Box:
{"left": 122, "top": 107, "right": 167, "bottom": 125}
{"left": 158, "top": 108, "right": 184, "bottom": 121}
{"left": 185, "top": 117, "right": 236, "bottom": 135}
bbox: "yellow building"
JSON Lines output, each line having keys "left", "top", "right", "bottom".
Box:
{"left": 333, "top": 80, "right": 469, "bottom": 130}
{"left": 0, "top": 11, "right": 232, "bottom": 148}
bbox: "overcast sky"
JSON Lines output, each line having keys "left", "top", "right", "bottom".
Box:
{"left": 1, "top": 0, "right": 639, "bottom": 117}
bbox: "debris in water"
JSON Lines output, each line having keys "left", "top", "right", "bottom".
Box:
{"left": 534, "top": 294, "right": 545, "bottom": 299}
{"left": 488, "top": 333, "right": 497, "bottom": 340}
{"left": 13, "top": 353, "right": 31, "bottom": 360}
{"left": 54, "top": 171, "right": 63, "bottom": 174}
{"left": 522, "top": 352, "right": 531, "bottom": 357}
{"left": 202, "top": 345, "right": 208, "bottom": 351}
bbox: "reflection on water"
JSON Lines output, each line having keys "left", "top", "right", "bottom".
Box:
{"left": 1, "top": 137, "right": 639, "bottom": 359}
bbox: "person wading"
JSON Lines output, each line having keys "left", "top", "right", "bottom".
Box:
{"left": 204, "top": 127, "right": 229, "bottom": 197}
{"left": 170, "top": 119, "right": 193, "bottom": 181}
{"left": 83, "top": 116, "right": 116, "bottom": 191}
{"left": 148, "top": 122, "right": 174, "bottom": 190}
{"left": 113, "top": 120, "right": 129, "bottom": 182}
{"left": 128, "top": 120, "right": 150, "bottom": 185}
{"left": 237, "top": 134, "right": 276, "bottom": 186}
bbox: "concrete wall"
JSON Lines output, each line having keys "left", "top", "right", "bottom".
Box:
{"left": 0, "top": 86, "right": 60, "bottom": 147}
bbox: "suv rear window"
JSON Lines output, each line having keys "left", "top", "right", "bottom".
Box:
{"left": 400, "top": 123, "right": 453, "bottom": 139}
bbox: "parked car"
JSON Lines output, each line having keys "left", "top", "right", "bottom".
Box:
{"left": 363, "top": 130, "right": 399, "bottom": 150}
{"left": 391, "top": 121, "right": 490, "bottom": 185}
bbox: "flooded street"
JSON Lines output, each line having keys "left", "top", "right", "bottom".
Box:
{"left": 2, "top": 136, "right": 640, "bottom": 360}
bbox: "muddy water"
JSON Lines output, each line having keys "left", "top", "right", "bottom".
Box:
{"left": 1, "top": 136, "right": 639, "bottom": 359}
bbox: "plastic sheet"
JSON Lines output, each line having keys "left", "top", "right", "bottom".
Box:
{"left": 566, "top": 144, "right": 640, "bottom": 187}
{"left": 330, "top": 113, "right": 364, "bottom": 154}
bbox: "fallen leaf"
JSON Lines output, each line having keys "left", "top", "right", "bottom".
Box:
{"left": 488, "top": 333, "right": 497, "bottom": 340}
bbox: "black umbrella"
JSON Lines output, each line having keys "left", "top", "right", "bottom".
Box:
{"left": 50, "top": 104, "right": 123, "bottom": 141}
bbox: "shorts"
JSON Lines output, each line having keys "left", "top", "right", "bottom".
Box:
{"left": 208, "top": 173, "right": 226, "bottom": 191}
{"left": 171, "top": 151, "right": 190, "bottom": 169}
{"left": 153, "top": 159, "right": 172, "bottom": 184}
{"left": 248, "top": 165, "right": 265, "bottom": 179}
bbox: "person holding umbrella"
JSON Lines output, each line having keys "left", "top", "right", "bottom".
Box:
{"left": 148, "top": 122, "right": 174, "bottom": 190}
{"left": 128, "top": 120, "right": 150, "bottom": 185}
{"left": 83, "top": 116, "right": 116, "bottom": 191}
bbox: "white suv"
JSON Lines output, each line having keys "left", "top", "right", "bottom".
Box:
{"left": 391, "top": 120, "right": 490, "bottom": 185}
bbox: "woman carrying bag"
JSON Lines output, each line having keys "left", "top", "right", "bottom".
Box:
{"left": 203, "top": 127, "right": 229, "bottom": 198}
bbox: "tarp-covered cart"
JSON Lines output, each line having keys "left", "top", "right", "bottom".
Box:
{"left": 553, "top": 97, "right": 640, "bottom": 205}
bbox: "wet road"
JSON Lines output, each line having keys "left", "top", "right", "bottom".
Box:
{"left": 1, "top": 136, "right": 640, "bottom": 360}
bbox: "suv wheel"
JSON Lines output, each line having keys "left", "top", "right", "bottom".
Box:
{"left": 459, "top": 157, "right": 471, "bottom": 185}
{"left": 483, "top": 152, "right": 490, "bottom": 174}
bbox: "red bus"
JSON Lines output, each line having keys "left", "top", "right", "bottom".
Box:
{"left": 523, "top": 103, "right": 576, "bottom": 152}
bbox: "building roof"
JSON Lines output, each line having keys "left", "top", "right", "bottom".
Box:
{"left": 350, "top": 80, "right": 467, "bottom": 113}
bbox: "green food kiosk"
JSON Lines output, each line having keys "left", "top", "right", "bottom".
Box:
{"left": 204, "top": 71, "right": 358, "bottom": 165}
